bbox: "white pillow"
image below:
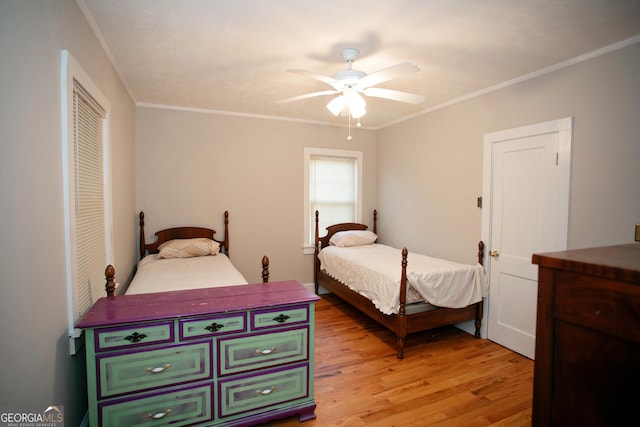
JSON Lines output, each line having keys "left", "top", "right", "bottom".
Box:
{"left": 329, "top": 230, "right": 377, "bottom": 247}
{"left": 157, "top": 238, "right": 220, "bottom": 259}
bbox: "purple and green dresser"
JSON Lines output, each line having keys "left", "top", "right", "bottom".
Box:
{"left": 76, "top": 280, "right": 320, "bottom": 426}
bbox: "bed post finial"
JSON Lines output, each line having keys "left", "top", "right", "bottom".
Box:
{"left": 373, "top": 209, "right": 378, "bottom": 235}
{"left": 139, "top": 211, "right": 146, "bottom": 259}
{"left": 478, "top": 241, "right": 485, "bottom": 266}
{"left": 261, "top": 256, "right": 270, "bottom": 283}
{"left": 224, "top": 211, "right": 230, "bottom": 257}
{"left": 105, "top": 264, "right": 116, "bottom": 297}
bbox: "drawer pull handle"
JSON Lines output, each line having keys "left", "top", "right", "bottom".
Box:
{"left": 124, "top": 332, "right": 147, "bottom": 343}
{"left": 147, "top": 408, "right": 172, "bottom": 419}
{"left": 205, "top": 322, "right": 224, "bottom": 332}
{"left": 146, "top": 364, "right": 171, "bottom": 374}
{"left": 273, "top": 314, "right": 290, "bottom": 323}
{"left": 256, "top": 386, "right": 276, "bottom": 395}
{"left": 256, "top": 347, "right": 277, "bottom": 355}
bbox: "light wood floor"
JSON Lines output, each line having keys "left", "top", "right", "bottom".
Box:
{"left": 261, "top": 293, "right": 534, "bottom": 427}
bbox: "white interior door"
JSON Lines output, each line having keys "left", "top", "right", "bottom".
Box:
{"left": 482, "top": 118, "right": 572, "bottom": 359}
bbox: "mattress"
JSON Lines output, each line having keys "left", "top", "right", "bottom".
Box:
{"left": 125, "top": 254, "right": 248, "bottom": 295}
{"left": 318, "top": 243, "right": 488, "bottom": 315}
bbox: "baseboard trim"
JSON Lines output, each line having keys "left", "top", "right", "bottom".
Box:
{"left": 302, "top": 282, "right": 331, "bottom": 294}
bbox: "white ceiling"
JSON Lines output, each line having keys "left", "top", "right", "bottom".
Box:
{"left": 79, "top": 0, "right": 640, "bottom": 129}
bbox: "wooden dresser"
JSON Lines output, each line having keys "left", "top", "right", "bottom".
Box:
{"left": 531, "top": 244, "right": 640, "bottom": 427}
{"left": 76, "top": 281, "right": 320, "bottom": 427}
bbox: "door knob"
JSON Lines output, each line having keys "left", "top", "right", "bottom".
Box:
{"left": 490, "top": 250, "right": 500, "bottom": 257}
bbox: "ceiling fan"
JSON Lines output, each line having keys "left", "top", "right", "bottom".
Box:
{"left": 278, "top": 48, "right": 425, "bottom": 119}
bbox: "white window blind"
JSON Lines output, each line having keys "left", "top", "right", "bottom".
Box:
{"left": 304, "top": 148, "right": 362, "bottom": 249}
{"left": 309, "top": 155, "right": 357, "bottom": 240}
{"left": 61, "top": 50, "right": 113, "bottom": 354}
{"left": 72, "top": 83, "right": 107, "bottom": 322}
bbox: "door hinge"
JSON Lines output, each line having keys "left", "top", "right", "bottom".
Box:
{"left": 556, "top": 152, "right": 559, "bottom": 165}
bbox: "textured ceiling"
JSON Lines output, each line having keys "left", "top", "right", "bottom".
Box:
{"left": 79, "top": 0, "right": 640, "bottom": 129}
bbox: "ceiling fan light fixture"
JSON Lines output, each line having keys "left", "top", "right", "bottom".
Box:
{"left": 326, "top": 95, "right": 345, "bottom": 116}
{"left": 327, "top": 90, "right": 366, "bottom": 119}
{"left": 345, "top": 90, "right": 366, "bottom": 119}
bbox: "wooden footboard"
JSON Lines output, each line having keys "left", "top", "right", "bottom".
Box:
{"left": 104, "top": 256, "right": 271, "bottom": 297}
{"left": 316, "top": 261, "right": 482, "bottom": 359}
{"left": 314, "top": 209, "right": 485, "bottom": 359}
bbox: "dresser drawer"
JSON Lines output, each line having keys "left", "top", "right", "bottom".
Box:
{"left": 251, "top": 305, "right": 309, "bottom": 330}
{"left": 218, "top": 327, "right": 309, "bottom": 376}
{"left": 555, "top": 271, "right": 640, "bottom": 343}
{"left": 218, "top": 364, "right": 309, "bottom": 418}
{"left": 97, "top": 341, "right": 212, "bottom": 398}
{"left": 100, "top": 384, "right": 213, "bottom": 427}
{"left": 180, "top": 313, "right": 246, "bottom": 340}
{"left": 95, "top": 321, "right": 174, "bottom": 352}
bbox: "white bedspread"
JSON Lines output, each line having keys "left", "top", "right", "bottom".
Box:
{"left": 125, "top": 254, "right": 248, "bottom": 295}
{"left": 318, "top": 244, "right": 488, "bottom": 315}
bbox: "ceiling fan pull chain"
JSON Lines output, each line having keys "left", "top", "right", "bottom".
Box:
{"left": 347, "top": 112, "right": 353, "bottom": 141}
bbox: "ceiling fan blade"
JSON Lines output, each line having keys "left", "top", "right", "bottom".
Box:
{"left": 358, "top": 62, "right": 419, "bottom": 89}
{"left": 277, "top": 90, "right": 340, "bottom": 104}
{"left": 287, "top": 69, "right": 337, "bottom": 86}
{"left": 362, "top": 87, "right": 425, "bottom": 104}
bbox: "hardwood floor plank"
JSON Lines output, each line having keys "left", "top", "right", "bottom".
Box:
{"left": 259, "top": 294, "right": 533, "bottom": 426}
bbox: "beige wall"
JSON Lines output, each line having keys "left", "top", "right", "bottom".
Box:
{"left": 377, "top": 42, "right": 640, "bottom": 264}
{"left": 0, "top": 1, "right": 136, "bottom": 424}
{"left": 135, "top": 107, "right": 377, "bottom": 284}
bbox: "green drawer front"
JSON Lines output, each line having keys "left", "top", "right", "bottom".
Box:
{"left": 100, "top": 384, "right": 213, "bottom": 427}
{"left": 96, "top": 321, "right": 173, "bottom": 351}
{"left": 219, "top": 327, "right": 308, "bottom": 376}
{"left": 98, "top": 341, "right": 211, "bottom": 398}
{"left": 180, "top": 313, "right": 246, "bottom": 339}
{"left": 219, "top": 364, "right": 309, "bottom": 417}
{"left": 252, "top": 305, "right": 309, "bottom": 329}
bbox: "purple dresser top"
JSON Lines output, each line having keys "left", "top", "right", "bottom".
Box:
{"left": 76, "top": 280, "right": 320, "bottom": 328}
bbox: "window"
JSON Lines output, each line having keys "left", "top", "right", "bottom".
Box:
{"left": 61, "top": 50, "right": 112, "bottom": 354}
{"left": 303, "top": 148, "right": 362, "bottom": 253}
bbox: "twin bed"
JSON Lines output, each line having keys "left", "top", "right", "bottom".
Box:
{"left": 99, "top": 209, "right": 487, "bottom": 360}
{"left": 314, "top": 210, "right": 488, "bottom": 359}
{"left": 104, "top": 210, "right": 269, "bottom": 297}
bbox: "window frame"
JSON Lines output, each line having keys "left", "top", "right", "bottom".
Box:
{"left": 60, "top": 49, "right": 113, "bottom": 354}
{"left": 303, "top": 147, "right": 363, "bottom": 254}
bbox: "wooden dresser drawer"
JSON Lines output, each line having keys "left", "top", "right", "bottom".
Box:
{"left": 97, "top": 341, "right": 212, "bottom": 398}
{"left": 218, "top": 327, "right": 309, "bottom": 376}
{"left": 218, "top": 364, "right": 309, "bottom": 418}
{"left": 95, "top": 321, "right": 174, "bottom": 351}
{"left": 180, "top": 313, "right": 246, "bottom": 340}
{"left": 251, "top": 305, "right": 309, "bottom": 330}
{"left": 100, "top": 384, "right": 213, "bottom": 427}
{"left": 554, "top": 271, "right": 640, "bottom": 343}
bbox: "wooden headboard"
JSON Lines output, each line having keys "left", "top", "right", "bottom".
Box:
{"left": 314, "top": 209, "right": 378, "bottom": 250}
{"left": 138, "top": 211, "right": 230, "bottom": 259}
